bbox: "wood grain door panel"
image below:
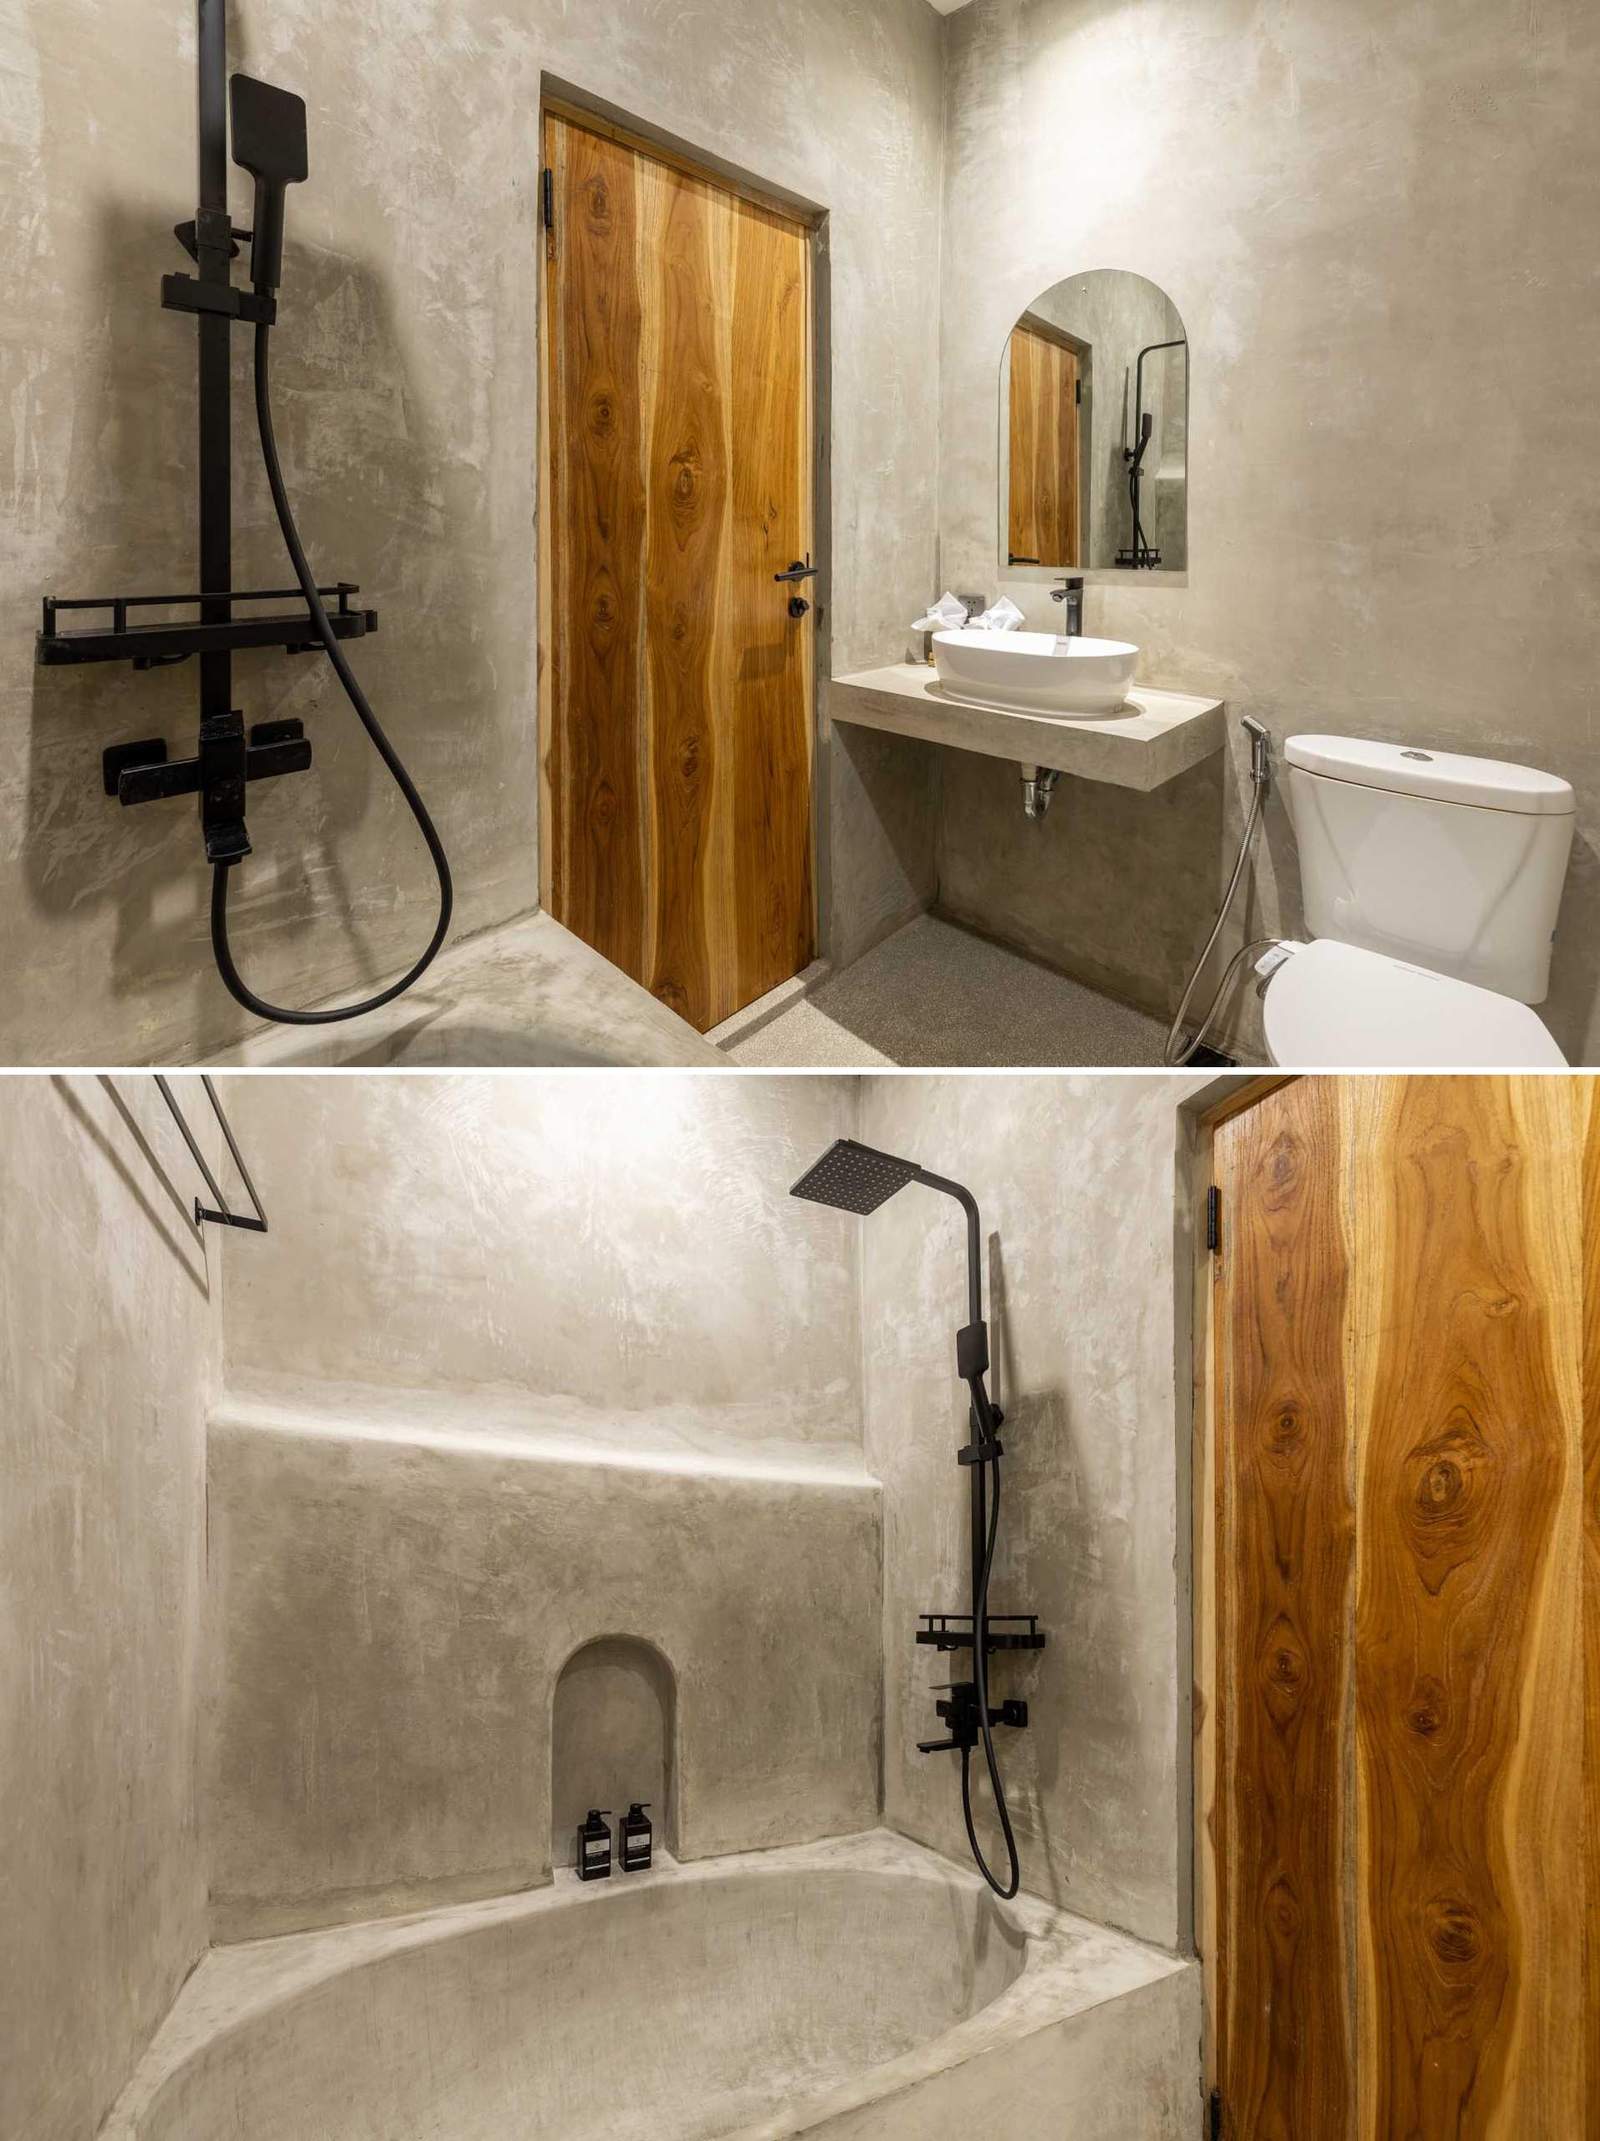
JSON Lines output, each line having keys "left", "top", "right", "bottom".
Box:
{"left": 1008, "top": 321, "right": 1080, "bottom": 568}
{"left": 542, "top": 110, "right": 814, "bottom": 1033}
{"left": 1586, "top": 1082, "right": 1600, "bottom": 2141}
{"left": 1209, "top": 1076, "right": 1595, "bottom": 2141}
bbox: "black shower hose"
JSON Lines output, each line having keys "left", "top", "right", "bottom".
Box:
{"left": 208, "top": 321, "right": 453, "bottom": 1025}
{"left": 962, "top": 1446, "right": 1021, "bottom": 1901}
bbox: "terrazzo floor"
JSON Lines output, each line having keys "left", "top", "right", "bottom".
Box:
{"left": 719, "top": 915, "right": 1168, "bottom": 1067}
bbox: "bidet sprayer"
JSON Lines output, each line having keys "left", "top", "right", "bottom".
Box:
{"left": 1241, "top": 715, "right": 1272, "bottom": 789}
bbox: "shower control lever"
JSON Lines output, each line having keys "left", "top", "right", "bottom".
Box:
{"left": 916, "top": 1682, "right": 1029, "bottom": 1755}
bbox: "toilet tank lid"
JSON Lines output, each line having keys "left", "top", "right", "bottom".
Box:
{"left": 1284, "top": 734, "right": 1575, "bottom": 815}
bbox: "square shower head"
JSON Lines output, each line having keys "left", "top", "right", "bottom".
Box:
{"left": 789, "top": 1138, "right": 923, "bottom": 1216}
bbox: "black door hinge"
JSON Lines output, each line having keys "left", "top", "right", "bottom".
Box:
{"left": 1206, "top": 1185, "right": 1222, "bottom": 1255}
{"left": 1209, "top": 2088, "right": 1225, "bottom": 2141}
{"left": 541, "top": 167, "right": 554, "bottom": 235}
{"left": 1075, "top": 376, "right": 1083, "bottom": 405}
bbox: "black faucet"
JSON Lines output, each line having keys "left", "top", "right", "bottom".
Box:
{"left": 1049, "top": 575, "right": 1085, "bottom": 635}
{"left": 917, "top": 1680, "right": 1028, "bottom": 1754}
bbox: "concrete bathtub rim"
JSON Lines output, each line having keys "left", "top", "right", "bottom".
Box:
{"left": 98, "top": 1829, "right": 1186, "bottom": 2140}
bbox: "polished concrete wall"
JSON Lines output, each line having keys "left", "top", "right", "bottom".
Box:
{"left": 207, "top": 1406, "right": 881, "bottom": 1937}
{"left": 218, "top": 1073, "right": 863, "bottom": 1459}
{"left": 857, "top": 1072, "right": 1198, "bottom": 1946}
{"left": 206, "top": 1073, "right": 882, "bottom": 1936}
{"left": 2, "top": 1077, "right": 220, "bottom": 2141}
{"left": 936, "top": 0, "right": 1600, "bottom": 1060}
{"left": 3, "top": 0, "right": 944, "bottom": 1066}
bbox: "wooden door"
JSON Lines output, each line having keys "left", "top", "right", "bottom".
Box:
{"left": 1007, "top": 321, "right": 1080, "bottom": 567}
{"left": 1204, "top": 1077, "right": 1596, "bottom": 2141}
{"left": 1586, "top": 1081, "right": 1600, "bottom": 2141}
{"left": 540, "top": 108, "right": 815, "bottom": 1034}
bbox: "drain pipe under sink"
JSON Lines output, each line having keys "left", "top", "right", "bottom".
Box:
{"left": 1020, "top": 765, "right": 1062, "bottom": 820}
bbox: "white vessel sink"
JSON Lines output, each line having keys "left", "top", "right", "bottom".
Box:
{"left": 933, "top": 628, "right": 1139, "bottom": 716}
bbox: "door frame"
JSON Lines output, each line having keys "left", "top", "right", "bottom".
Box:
{"left": 534, "top": 82, "right": 831, "bottom": 1000}
{"left": 1177, "top": 1074, "right": 1299, "bottom": 2109}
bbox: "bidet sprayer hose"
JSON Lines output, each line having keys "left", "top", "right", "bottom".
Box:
{"left": 209, "top": 321, "right": 453, "bottom": 1026}
{"left": 1161, "top": 718, "right": 1272, "bottom": 1066}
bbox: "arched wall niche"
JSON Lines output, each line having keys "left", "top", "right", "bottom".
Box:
{"left": 550, "top": 1635, "right": 678, "bottom": 1868}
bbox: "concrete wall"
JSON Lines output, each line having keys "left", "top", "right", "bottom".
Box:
{"left": 218, "top": 1072, "right": 863, "bottom": 1461}
{"left": 935, "top": 0, "right": 1600, "bottom": 1060}
{"left": 206, "top": 1072, "right": 882, "bottom": 1936}
{"left": 1, "top": 1076, "right": 220, "bottom": 2141}
{"left": 3, "top": 0, "right": 944, "bottom": 1066}
{"left": 207, "top": 1407, "right": 882, "bottom": 1937}
{"left": 857, "top": 1072, "right": 1199, "bottom": 1947}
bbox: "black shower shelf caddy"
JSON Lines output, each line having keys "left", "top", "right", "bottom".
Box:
{"left": 36, "top": 584, "right": 378, "bottom": 670}
{"left": 916, "top": 1612, "right": 1047, "bottom": 1656}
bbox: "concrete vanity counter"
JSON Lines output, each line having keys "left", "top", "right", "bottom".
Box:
{"left": 830, "top": 664, "right": 1225, "bottom": 792}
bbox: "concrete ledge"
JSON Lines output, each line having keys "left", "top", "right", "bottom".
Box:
{"left": 830, "top": 663, "right": 1224, "bottom": 793}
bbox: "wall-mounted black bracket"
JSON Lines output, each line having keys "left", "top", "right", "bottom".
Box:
{"left": 173, "top": 212, "right": 246, "bottom": 263}
{"left": 916, "top": 1612, "right": 1046, "bottom": 1656}
{"left": 160, "top": 270, "right": 277, "bottom": 327}
{"left": 154, "top": 1073, "right": 269, "bottom": 1234}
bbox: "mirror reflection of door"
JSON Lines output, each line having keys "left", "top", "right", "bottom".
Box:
{"left": 1006, "top": 318, "right": 1086, "bottom": 569}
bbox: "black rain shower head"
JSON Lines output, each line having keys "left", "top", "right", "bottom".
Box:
{"left": 791, "top": 1137, "right": 983, "bottom": 1331}
{"left": 230, "top": 73, "right": 307, "bottom": 295}
{"left": 789, "top": 1138, "right": 924, "bottom": 1216}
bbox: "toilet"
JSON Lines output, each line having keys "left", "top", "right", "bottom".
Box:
{"left": 1262, "top": 734, "right": 1575, "bottom": 1067}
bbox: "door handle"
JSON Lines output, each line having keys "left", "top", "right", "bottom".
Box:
{"left": 774, "top": 557, "right": 817, "bottom": 584}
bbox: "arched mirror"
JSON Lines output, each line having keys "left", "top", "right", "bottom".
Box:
{"left": 1000, "top": 270, "right": 1188, "bottom": 574}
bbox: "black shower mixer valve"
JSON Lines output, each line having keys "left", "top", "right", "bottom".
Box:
{"left": 915, "top": 1681, "right": 1029, "bottom": 1756}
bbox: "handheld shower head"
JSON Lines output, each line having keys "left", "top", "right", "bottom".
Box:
{"left": 229, "top": 74, "right": 308, "bottom": 295}
{"left": 789, "top": 1138, "right": 923, "bottom": 1215}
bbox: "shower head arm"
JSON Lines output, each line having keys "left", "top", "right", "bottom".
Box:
{"left": 911, "top": 1169, "right": 983, "bottom": 1331}
{"left": 912, "top": 1170, "right": 999, "bottom": 1438}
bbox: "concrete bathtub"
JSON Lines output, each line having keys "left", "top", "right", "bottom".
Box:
{"left": 102, "top": 1834, "right": 1197, "bottom": 2140}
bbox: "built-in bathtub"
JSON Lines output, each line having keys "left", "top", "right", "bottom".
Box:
{"left": 101, "top": 1833, "right": 1197, "bottom": 2140}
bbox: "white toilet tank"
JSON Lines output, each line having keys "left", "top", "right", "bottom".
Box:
{"left": 1285, "top": 735, "right": 1575, "bottom": 1003}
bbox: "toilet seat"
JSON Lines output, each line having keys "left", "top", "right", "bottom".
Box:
{"left": 1262, "top": 939, "right": 1568, "bottom": 1067}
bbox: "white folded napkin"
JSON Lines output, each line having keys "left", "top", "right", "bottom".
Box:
{"left": 910, "top": 590, "right": 970, "bottom": 633}
{"left": 971, "top": 596, "right": 1024, "bottom": 632}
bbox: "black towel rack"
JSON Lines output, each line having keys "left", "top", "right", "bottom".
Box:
{"left": 155, "top": 1074, "right": 268, "bottom": 1234}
